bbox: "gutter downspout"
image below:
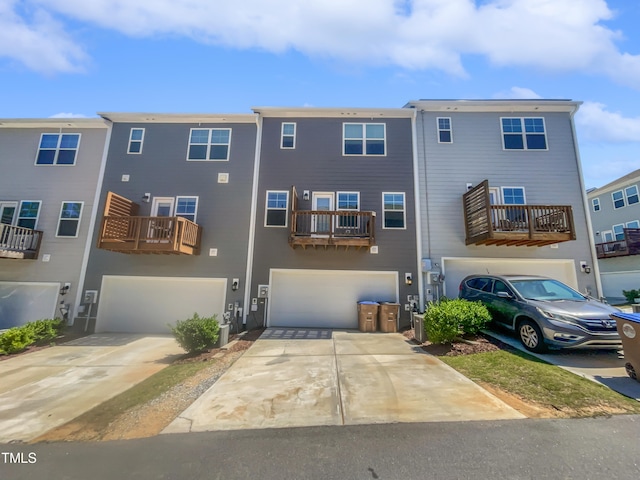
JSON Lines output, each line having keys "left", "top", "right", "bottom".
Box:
{"left": 570, "top": 105, "right": 604, "bottom": 298}
{"left": 410, "top": 109, "right": 425, "bottom": 312}
{"left": 242, "top": 113, "right": 263, "bottom": 326}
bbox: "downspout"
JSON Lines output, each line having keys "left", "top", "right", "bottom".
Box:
{"left": 410, "top": 109, "right": 425, "bottom": 312}
{"left": 242, "top": 112, "right": 263, "bottom": 326}
{"left": 570, "top": 104, "right": 604, "bottom": 298}
{"left": 72, "top": 118, "right": 112, "bottom": 325}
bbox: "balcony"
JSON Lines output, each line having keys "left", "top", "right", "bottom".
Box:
{"left": 463, "top": 180, "right": 576, "bottom": 247}
{"left": 97, "top": 192, "right": 201, "bottom": 255}
{"left": 595, "top": 228, "right": 640, "bottom": 259}
{"left": 289, "top": 187, "right": 375, "bottom": 250}
{"left": 0, "top": 224, "right": 42, "bottom": 259}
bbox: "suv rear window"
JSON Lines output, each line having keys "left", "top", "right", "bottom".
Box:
{"left": 466, "top": 277, "right": 492, "bottom": 292}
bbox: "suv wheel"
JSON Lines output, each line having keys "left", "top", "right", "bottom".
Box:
{"left": 518, "top": 320, "right": 547, "bottom": 353}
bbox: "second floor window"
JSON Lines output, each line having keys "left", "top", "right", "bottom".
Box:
{"left": 281, "top": 123, "right": 296, "bottom": 149}
{"left": 343, "top": 123, "right": 385, "bottom": 156}
{"left": 175, "top": 196, "right": 198, "bottom": 223}
{"left": 128, "top": 128, "right": 145, "bottom": 154}
{"left": 187, "top": 128, "right": 231, "bottom": 161}
{"left": 501, "top": 118, "right": 546, "bottom": 150}
{"left": 17, "top": 201, "right": 41, "bottom": 229}
{"left": 57, "top": 202, "right": 83, "bottom": 237}
{"left": 437, "top": 117, "right": 452, "bottom": 143}
{"left": 36, "top": 133, "right": 80, "bottom": 165}
{"left": 592, "top": 198, "right": 600, "bottom": 212}
{"left": 501, "top": 187, "right": 526, "bottom": 205}
{"left": 265, "top": 191, "right": 289, "bottom": 227}
{"left": 382, "top": 192, "right": 405, "bottom": 229}
{"left": 612, "top": 190, "right": 625, "bottom": 209}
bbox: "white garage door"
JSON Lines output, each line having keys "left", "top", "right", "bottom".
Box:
{"left": 0, "top": 282, "right": 58, "bottom": 329}
{"left": 442, "top": 258, "right": 578, "bottom": 298}
{"left": 268, "top": 269, "right": 398, "bottom": 329}
{"left": 600, "top": 271, "right": 640, "bottom": 299}
{"left": 96, "top": 276, "right": 227, "bottom": 334}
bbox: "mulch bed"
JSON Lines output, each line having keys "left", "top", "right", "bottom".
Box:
{"left": 402, "top": 327, "right": 513, "bottom": 356}
{"left": 172, "top": 327, "right": 266, "bottom": 364}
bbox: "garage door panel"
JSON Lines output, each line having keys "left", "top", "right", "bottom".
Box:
{"left": 442, "top": 258, "right": 577, "bottom": 298}
{"left": 269, "top": 270, "right": 397, "bottom": 329}
{"left": 96, "top": 276, "right": 226, "bottom": 334}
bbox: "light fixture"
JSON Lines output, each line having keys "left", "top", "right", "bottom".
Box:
{"left": 303, "top": 190, "right": 310, "bottom": 201}
{"left": 142, "top": 193, "right": 150, "bottom": 203}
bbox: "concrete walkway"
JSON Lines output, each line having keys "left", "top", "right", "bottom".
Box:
{"left": 163, "top": 329, "right": 524, "bottom": 434}
{"left": 0, "top": 334, "right": 183, "bottom": 443}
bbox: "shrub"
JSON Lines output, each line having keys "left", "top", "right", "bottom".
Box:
{"left": 423, "top": 298, "right": 491, "bottom": 344}
{"left": 26, "top": 319, "right": 64, "bottom": 343}
{"left": 0, "top": 327, "right": 36, "bottom": 355}
{"left": 169, "top": 313, "right": 220, "bottom": 354}
{"left": 622, "top": 289, "right": 640, "bottom": 304}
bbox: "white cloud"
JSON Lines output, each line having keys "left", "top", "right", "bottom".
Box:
{"left": 49, "top": 112, "right": 89, "bottom": 118}
{"left": 575, "top": 102, "right": 640, "bottom": 143}
{"left": 5, "top": 0, "right": 640, "bottom": 87}
{"left": 493, "top": 87, "right": 542, "bottom": 99}
{"left": 0, "top": 0, "right": 87, "bottom": 74}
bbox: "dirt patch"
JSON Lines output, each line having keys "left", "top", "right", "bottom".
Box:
{"left": 34, "top": 329, "right": 264, "bottom": 443}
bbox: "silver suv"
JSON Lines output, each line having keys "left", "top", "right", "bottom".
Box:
{"left": 459, "top": 274, "right": 621, "bottom": 352}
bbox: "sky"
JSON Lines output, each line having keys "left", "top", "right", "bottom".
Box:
{"left": 1, "top": 0, "right": 639, "bottom": 189}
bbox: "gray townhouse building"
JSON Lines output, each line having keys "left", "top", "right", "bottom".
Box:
{"left": 77, "top": 113, "right": 258, "bottom": 333}
{"left": 0, "top": 118, "right": 109, "bottom": 329}
{"left": 587, "top": 169, "right": 640, "bottom": 300}
{"left": 244, "top": 107, "right": 421, "bottom": 329}
{"left": 406, "top": 100, "right": 600, "bottom": 300}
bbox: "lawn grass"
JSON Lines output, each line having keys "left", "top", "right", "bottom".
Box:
{"left": 440, "top": 349, "right": 640, "bottom": 416}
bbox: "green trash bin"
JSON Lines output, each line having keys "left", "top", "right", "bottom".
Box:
{"left": 611, "top": 312, "right": 640, "bottom": 381}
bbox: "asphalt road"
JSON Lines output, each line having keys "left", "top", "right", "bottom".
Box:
{"left": 3, "top": 416, "right": 639, "bottom": 480}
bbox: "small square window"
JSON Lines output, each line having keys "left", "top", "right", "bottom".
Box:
{"left": 57, "top": 201, "right": 83, "bottom": 237}
{"left": 128, "top": 128, "right": 145, "bottom": 154}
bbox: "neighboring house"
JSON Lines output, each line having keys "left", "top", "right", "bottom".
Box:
{"left": 0, "top": 118, "right": 110, "bottom": 329}
{"left": 405, "top": 100, "right": 600, "bottom": 300}
{"left": 78, "top": 113, "right": 258, "bottom": 333}
{"left": 587, "top": 169, "right": 640, "bottom": 300}
{"left": 245, "top": 107, "right": 421, "bottom": 329}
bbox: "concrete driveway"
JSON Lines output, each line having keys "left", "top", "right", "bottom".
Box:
{"left": 0, "top": 334, "right": 183, "bottom": 443}
{"left": 164, "top": 329, "right": 524, "bottom": 434}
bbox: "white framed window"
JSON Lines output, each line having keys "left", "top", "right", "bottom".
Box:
{"left": 602, "top": 230, "right": 614, "bottom": 242}
{"left": 501, "top": 117, "right": 547, "bottom": 150}
{"left": 627, "top": 220, "right": 640, "bottom": 229}
{"left": 35, "top": 133, "right": 80, "bottom": 165}
{"left": 17, "top": 201, "right": 41, "bottom": 229}
{"left": 56, "top": 201, "right": 83, "bottom": 237}
{"left": 382, "top": 192, "right": 405, "bottom": 229}
{"left": 175, "top": 196, "right": 198, "bottom": 223}
{"left": 128, "top": 128, "right": 145, "bottom": 154}
{"left": 343, "top": 123, "right": 386, "bottom": 156}
{"left": 613, "top": 223, "right": 625, "bottom": 241}
{"left": 625, "top": 185, "right": 639, "bottom": 205}
{"left": 281, "top": 122, "right": 296, "bottom": 149}
{"left": 591, "top": 198, "right": 600, "bottom": 212}
{"left": 187, "top": 128, "right": 231, "bottom": 161}
{"left": 265, "top": 191, "right": 289, "bottom": 227}
{"left": 437, "top": 117, "right": 452, "bottom": 143}
{"left": 337, "top": 191, "right": 360, "bottom": 228}
{"left": 612, "top": 190, "right": 625, "bottom": 209}
{"left": 501, "top": 187, "right": 526, "bottom": 205}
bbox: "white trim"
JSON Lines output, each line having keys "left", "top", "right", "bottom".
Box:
{"left": 488, "top": 187, "right": 501, "bottom": 204}
{"left": 0, "top": 201, "right": 18, "bottom": 225}
{"left": 17, "top": 200, "right": 42, "bottom": 229}
{"left": 342, "top": 122, "right": 387, "bottom": 156}
{"left": 186, "top": 127, "right": 232, "bottom": 162}
{"left": 175, "top": 196, "right": 199, "bottom": 223}
{"left": 34, "top": 132, "right": 82, "bottom": 166}
{"left": 264, "top": 190, "right": 289, "bottom": 228}
{"left": 436, "top": 117, "right": 453, "bottom": 143}
{"left": 500, "top": 116, "right": 548, "bottom": 151}
{"left": 280, "top": 122, "right": 296, "bottom": 149}
{"left": 500, "top": 186, "right": 527, "bottom": 204}
{"left": 99, "top": 113, "right": 256, "bottom": 123}
{"left": 265, "top": 268, "right": 400, "bottom": 327}
{"left": 151, "top": 197, "right": 175, "bottom": 216}
{"left": 382, "top": 192, "right": 406, "bottom": 229}
{"left": 253, "top": 107, "right": 415, "bottom": 118}
{"left": 73, "top": 122, "right": 112, "bottom": 321}
{"left": 406, "top": 99, "right": 581, "bottom": 113}
{"left": 591, "top": 197, "right": 600, "bottom": 212}
{"left": 55, "top": 201, "right": 84, "bottom": 238}
{"left": 242, "top": 114, "right": 262, "bottom": 325}
{"left": 127, "top": 127, "right": 145, "bottom": 154}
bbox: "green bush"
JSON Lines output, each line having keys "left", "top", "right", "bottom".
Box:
{"left": 26, "top": 319, "right": 64, "bottom": 343}
{"left": 423, "top": 298, "right": 492, "bottom": 344}
{"left": 169, "top": 313, "right": 220, "bottom": 354}
{"left": 622, "top": 289, "right": 640, "bottom": 304}
{"left": 0, "top": 327, "right": 36, "bottom": 355}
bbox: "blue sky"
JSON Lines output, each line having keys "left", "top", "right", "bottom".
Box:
{"left": 1, "top": 0, "right": 639, "bottom": 189}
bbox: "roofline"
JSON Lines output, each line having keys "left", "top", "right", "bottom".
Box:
{"left": 0, "top": 118, "right": 108, "bottom": 129}
{"left": 404, "top": 99, "right": 582, "bottom": 113}
{"left": 251, "top": 107, "right": 415, "bottom": 118}
{"left": 587, "top": 170, "right": 640, "bottom": 197}
{"left": 98, "top": 112, "right": 258, "bottom": 123}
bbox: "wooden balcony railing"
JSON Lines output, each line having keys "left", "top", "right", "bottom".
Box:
{"left": 595, "top": 228, "right": 640, "bottom": 259}
{"left": 463, "top": 180, "right": 576, "bottom": 247}
{"left": 97, "top": 192, "right": 201, "bottom": 255}
{"left": 290, "top": 210, "right": 376, "bottom": 249}
{"left": 0, "top": 224, "right": 43, "bottom": 259}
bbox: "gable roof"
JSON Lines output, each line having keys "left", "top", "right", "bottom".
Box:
{"left": 587, "top": 169, "right": 640, "bottom": 197}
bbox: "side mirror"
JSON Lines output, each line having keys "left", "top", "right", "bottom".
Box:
{"left": 496, "top": 291, "right": 512, "bottom": 299}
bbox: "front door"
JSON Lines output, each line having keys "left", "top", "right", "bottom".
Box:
{"left": 312, "top": 193, "right": 334, "bottom": 235}
{"left": 149, "top": 197, "right": 175, "bottom": 240}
